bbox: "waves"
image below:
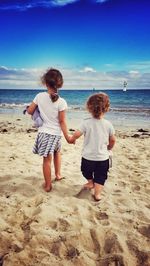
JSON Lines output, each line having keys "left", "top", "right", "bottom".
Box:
{"left": 0, "top": 103, "right": 29, "bottom": 108}
{"left": 0, "top": 102, "right": 150, "bottom": 115}
{"left": 110, "top": 107, "right": 150, "bottom": 115}
{"left": 0, "top": 89, "right": 149, "bottom": 128}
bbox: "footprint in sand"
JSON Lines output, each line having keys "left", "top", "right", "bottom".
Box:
{"left": 0, "top": 175, "right": 12, "bottom": 183}
{"left": 104, "top": 233, "right": 123, "bottom": 254}
{"left": 0, "top": 255, "right": 4, "bottom": 266}
{"left": 50, "top": 240, "right": 62, "bottom": 257}
{"left": 117, "top": 181, "right": 126, "bottom": 188}
{"left": 132, "top": 185, "right": 141, "bottom": 191}
{"left": 55, "top": 218, "right": 70, "bottom": 232}
{"left": 90, "top": 228, "right": 101, "bottom": 255}
{"left": 12, "top": 183, "right": 37, "bottom": 197}
{"left": 66, "top": 246, "right": 80, "bottom": 260}
{"left": 50, "top": 241, "right": 80, "bottom": 260}
{"left": 137, "top": 225, "right": 150, "bottom": 238}
{"left": 98, "top": 254, "right": 125, "bottom": 266}
{"left": 95, "top": 211, "right": 109, "bottom": 221}
{"left": 136, "top": 211, "right": 150, "bottom": 223}
{"left": 112, "top": 189, "right": 122, "bottom": 195}
{"left": 20, "top": 219, "right": 33, "bottom": 244}
{"left": 126, "top": 240, "right": 149, "bottom": 266}
{"left": 34, "top": 196, "right": 44, "bottom": 207}
{"left": 32, "top": 206, "right": 41, "bottom": 216}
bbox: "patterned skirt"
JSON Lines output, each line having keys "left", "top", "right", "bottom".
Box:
{"left": 33, "top": 132, "right": 61, "bottom": 157}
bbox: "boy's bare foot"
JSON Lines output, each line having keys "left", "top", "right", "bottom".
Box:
{"left": 93, "top": 194, "right": 101, "bottom": 201}
{"left": 94, "top": 183, "right": 103, "bottom": 201}
{"left": 83, "top": 180, "right": 94, "bottom": 189}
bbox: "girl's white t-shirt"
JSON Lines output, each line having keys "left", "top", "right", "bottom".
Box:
{"left": 79, "top": 117, "right": 115, "bottom": 161}
{"left": 33, "top": 92, "right": 67, "bottom": 136}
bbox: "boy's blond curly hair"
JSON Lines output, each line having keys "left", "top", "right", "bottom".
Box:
{"left": 87, "top": 93, "right": 110, "bottom": 118}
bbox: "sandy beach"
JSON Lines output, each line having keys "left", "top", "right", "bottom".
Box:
{"left": 0, "top": 114, "right": 150, "bottom": 266}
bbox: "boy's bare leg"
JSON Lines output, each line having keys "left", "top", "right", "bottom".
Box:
{"left": 94, "top": 183, "right": 103, "bottom": 201}
{"left": 54, "top": 151, "right": 62, "bottom": 180}
{"left": 43, "top": 155, "right": 52, "bottom": 192}
{"left": 83, "top": 179, "right": 94, "bottom": 189}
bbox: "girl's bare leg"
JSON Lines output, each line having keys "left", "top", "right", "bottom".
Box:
{"left": 43, "top": 155, "right": 52, "bottom": 192}
{"left": 94, "top": 183, "right": 103, "bottom": 201}
{"left": 54, "top": 151, "right": 62, "bottom": 180}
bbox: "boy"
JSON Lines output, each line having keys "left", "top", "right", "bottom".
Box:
{"left": 69, "top": 93, "right": 115, "bottom": 201}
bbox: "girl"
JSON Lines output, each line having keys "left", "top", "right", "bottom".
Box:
{"left": 27, "top": 68, "right": 70, "bottom": 192}
{"left": 69, "top": 93, "right": 116, "bottom": 201}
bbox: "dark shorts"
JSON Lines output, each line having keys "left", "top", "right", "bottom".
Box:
{"left": 81, "top": 157, "right": 109, "bottom": 185}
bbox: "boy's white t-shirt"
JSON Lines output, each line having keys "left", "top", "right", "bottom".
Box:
{"left": 79, "top": 117, "right": 115, "bottom": 161}
{"left": 33, "top": 92, "right": 67, "bottom": 136}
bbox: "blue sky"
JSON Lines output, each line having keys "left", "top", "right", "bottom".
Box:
{"left": 0, "top": 0, "right": 150, "bottom": 89}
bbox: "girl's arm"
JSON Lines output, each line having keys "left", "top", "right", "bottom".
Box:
{"left": 107, "top": 135, "right": 116, "bottom": 150}
{"left": 26, "top": 102, "right": 37, "bottom": 115}
{"left": 59, "top": 110, "right": 70, "bottom": 142}
{"left": 59, "top": 110, "right": 83, "bottom": 143}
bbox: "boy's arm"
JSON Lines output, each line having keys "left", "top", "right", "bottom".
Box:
{"left": 71, "top": 130, "right": 83, "bottom": 141}
{"left": 27, "top": 102, "right": 37, "bottom": 115}
{"left": 67, "top": 130, "right": 83, "bottom": 144}
{"left": 107, "top": 135, "right": 116, "bottom": 150}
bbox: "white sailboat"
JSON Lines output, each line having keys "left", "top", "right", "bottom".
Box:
{"left": 123, "top": 81, "right": 127, "bottom": 92}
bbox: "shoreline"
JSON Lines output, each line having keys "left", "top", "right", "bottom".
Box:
{"left": 0, "top": 114, "right": 150, "bottom": 265}
{"left": 0, "top": 112, "right": 150, "bottom": 132}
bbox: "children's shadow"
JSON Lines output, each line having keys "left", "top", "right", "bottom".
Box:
{"left": 74, "top": 187, "right": 93, "bottom": 200}
{"left": 53, "top": 182, "right": 93, "bottom": 200}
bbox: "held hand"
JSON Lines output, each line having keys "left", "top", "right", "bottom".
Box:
{"left": 67, "top": 136, "right": 76, "bottom": 144}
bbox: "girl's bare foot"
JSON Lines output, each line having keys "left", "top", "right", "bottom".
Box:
{"left": 55, "top": 175, "right": 63, "bottom": 181}
{"left": 83, "top": 180, "right": 94, "bottom": 189}
{"left": 44, "top": 185, "right": 52, "bottom": 192}
{"left": 42, "top": 183, "right": 52, "bottom": 192}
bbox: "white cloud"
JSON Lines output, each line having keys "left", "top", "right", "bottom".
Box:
{"left": 79, "top": 67, "right": 96, "bottom": 73}
{"left": 51, "top": 0, "right": 79, "bottom": 7}
{"left": 126, "top": 61, "right": 150, "bottom": 72}
{"left": 0, "top": 0, "right": 79, "bottom": 10}
{"left": 129, "top": 70, "right": 141, "bottom": 79}
{"left": 96, "top": 0, "right": 108, "bottom": 3}
{"left": 129, "top": 70, "right": 139, "bottom": 74}
{"left": 0, "top": 0, "right": 110, "bottom": 10}
{"left": 0, "top": 66, "right": 42, "bottom": 88}
{"left": 105, "top": 64, "right": 113, "bottom": 67}
{"left": 0, "top": 65, "right": 150, "bottom": 89}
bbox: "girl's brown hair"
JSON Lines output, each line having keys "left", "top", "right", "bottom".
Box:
{"left": 41, "top": 68, "right": 63, "bottom": 102}
{"left": 87, "top": 93, "right": 110, "bottom": 118}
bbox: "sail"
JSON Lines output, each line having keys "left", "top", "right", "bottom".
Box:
{"left": 123, "top": 81, "right": 127, "bottom": 91}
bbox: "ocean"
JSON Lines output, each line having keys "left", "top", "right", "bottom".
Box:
{"left": 0, "top": 89, "right": 150, "bottom": 128}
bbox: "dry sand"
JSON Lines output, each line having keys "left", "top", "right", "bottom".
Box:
{"left": 0, "top": 114, "right": 150, "bottom": 266}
